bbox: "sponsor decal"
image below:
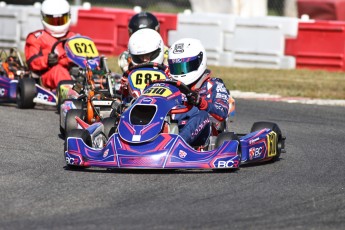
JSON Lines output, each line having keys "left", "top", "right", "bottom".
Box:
{"left": 173, "top": 43, "right": 184, "bottom": 54}
{"left": 103, "top": 149, "right": 109, "bottom": 158}
{"left": 249, "top": 147, "right": 263, "bottom": 160}
{"left": 191, "top": 118, "right": 210, "bottom": 137}
{"left": 217, "top": 160, "right": 235, "bottom": 168}
{"left": 179, "top": 150, "right": 187, "bottom": 158}
{"left": 215, "top": 82, "right": 228, "bottom": 93}
{"left": 37, "top": 92, "right": 54, "bottom": 102}
{"left": 65, "top": 156, "right": 79, "bottom": 165}
{"left": 0, "top": 88, "right": 6, "bottom": 96}
{"left": 249, "top": 137, "right": 260, "bottom": 145}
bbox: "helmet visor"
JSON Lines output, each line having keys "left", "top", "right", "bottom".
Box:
{"left": 168, "top": 52, "right": 203, "bottom": 75}
{"left": 42, "top": 13, "right": 70, "bottom": 26}
{"left": 131, "top": 48, "right": 161, "bottom": 64}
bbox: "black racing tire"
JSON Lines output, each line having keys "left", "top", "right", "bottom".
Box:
{"left": 56, "top": 80, "right": 76, "bottom": 111}
{"left": 16, "top": 78, "right": 36, "bottom": 109}
{"left": 64, "top": 129, "right": 91, "bottom": 169}
{"left": 65, "top": 109, "right": 85, "bottom": 135}
{"left": 64, "top": 128, "right": 92, "bottom": 151}
{"left": 59, "top": 99, "right": 85, "bottom": 136}
{"left": 214, "top": 132, "right": 242, "bottom": 168}
{"left": 102, "top": 117, "right": 117, "bottom": 139}
{"left": 215, "top": 132, "right": 240, "bottom": 149}
{"left": 250, "top": 121, "right": 283, "bottom": 162}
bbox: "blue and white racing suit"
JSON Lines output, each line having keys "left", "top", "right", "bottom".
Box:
{"left": 172, "top": 70, "right": 230, "bottom": 147}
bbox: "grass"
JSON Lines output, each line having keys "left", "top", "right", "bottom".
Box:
{"left": 106, "top": 56, "right": 345, "bottom": 100}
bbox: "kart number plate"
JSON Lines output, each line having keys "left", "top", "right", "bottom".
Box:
{"left": 267, "top": 131, "right": 277, "bottom": 157}
{"left": 129, "top": 70, "right": 166, "bottom": 90}
{"left": 66, "top": 37, "right": 99, "bottom": 58}
{"left": 143, "top": 86, "right": 172, "bottom": 97}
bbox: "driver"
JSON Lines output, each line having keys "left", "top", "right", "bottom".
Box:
{"left": 168, "top": 38, "right": 230, "bottom": 148}
{"left": 110, "top": 28, "right": 169, "bottom": 117}
{"left": 25, "top": 0, "right": 75, "bottom": 90}
{"left": 118, "top": 11, "right": 169, "bottom": 73}
{"left": 120, "top": 28, "right": 169, "bottom": 99}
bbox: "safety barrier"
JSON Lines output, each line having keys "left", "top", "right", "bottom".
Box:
{"left": 2, "top": 4, "right": 345, "bottom": 71}
{"left": 69, "top": 7, "right": 177, "bottom": 55}
{"left": 0, "top": 5, "right": 80, "bottom": 51}
{"left": 169, "top": 13, "right": 298, "bottom": 69}
{"left": 285, "top": 20, "right": 345, "bottom": 71}
{"left": 297, "top": 0, "right": 345, "bottom": 21}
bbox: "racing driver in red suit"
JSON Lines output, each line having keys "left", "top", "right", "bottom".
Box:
{"left": 25, "top": 0, "right": 75, "bottom": 90}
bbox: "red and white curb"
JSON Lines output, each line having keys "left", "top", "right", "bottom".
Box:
{"left": 231, "top": 90, "right": 345, "bottom": 107}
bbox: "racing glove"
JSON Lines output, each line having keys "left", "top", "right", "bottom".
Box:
{"left": 47, "top": 53, "right": 58, "bottom": 67}
{"left": 186, "top": 91, "right": 208, "bottom": 110}
{"left": 186, "top": 91, "right": 201, "bottom": 106}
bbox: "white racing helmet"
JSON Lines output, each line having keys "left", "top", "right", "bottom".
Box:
{"left": 41, "top": 0, "right": 71, "bottom": 38}
{"left": 168, "top": 38, "right": 207, "bottom": 86}
{"left": 128, "top": 28, "right": 164, "bottom": 66}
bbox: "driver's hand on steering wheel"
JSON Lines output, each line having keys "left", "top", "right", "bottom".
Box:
{"left": 186, "top": 91, "right": 201, "bottom": 106}
{"left": 48, "top": 53, "right": 58, "bottom": 67}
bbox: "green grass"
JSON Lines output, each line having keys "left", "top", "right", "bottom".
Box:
{"left": 106, "top": 56, "right": 345, "bottom": 100}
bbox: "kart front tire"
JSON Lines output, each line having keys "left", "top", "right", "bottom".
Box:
{"left": 64, "top": 129, "right": 91, "bottom": 169}
{"left": 56, "top": 80, "right": 76, "bottom": 111}
{"left": 60, "top": 99, "right": 84, "bottom": 136}
{"left": 65, "top": 109, "right": 85, "bottom": 135}
{"left": 102, "top": 117, "right": 117, "bottom": 139}
{"left": 250, "top": 121, "right": 283, "bottom": 162}
{"left": 16, "top": 78, "right": 36, "bottom": 109}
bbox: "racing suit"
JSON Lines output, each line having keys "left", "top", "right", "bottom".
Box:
{"left": 25, "top": 30, "right": 76, "bottom": 90}
{"left": 172, "top": 69, "right": 230, "bottom": 147}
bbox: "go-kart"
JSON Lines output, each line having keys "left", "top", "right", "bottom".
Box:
{"left": 64, "top": 79, "right": 286, "bottom": 170}
{"left": 59, "top": 36, "right": 122, "bottom": 135}
{"left": 61, "top": 61, "right": 169, "bottom": 136}
{"left": 0, "top": 35, "right": 101, "bottom": 109}
{"left": 0, "top": 47, "right": 57, "bottom": 108}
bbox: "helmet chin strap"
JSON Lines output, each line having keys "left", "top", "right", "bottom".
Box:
{"left": 191, "top": 69, "right": 211, "bottom": 91}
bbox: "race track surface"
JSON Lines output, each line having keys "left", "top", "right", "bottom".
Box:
{"left": 1, "top": 99, "right": 345, "bottom": 230}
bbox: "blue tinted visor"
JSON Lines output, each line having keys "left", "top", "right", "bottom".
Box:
{"left": 168, "top": 52, "right": 203, "bottom": 75}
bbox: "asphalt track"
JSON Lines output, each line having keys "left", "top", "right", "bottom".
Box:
{"left": 1, "top": 99, "right": 345, "bottom": 230}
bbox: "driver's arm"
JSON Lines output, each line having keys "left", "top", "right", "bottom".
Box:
{"left": 202, "top": 78, "right": 230, "bottom": 121}
{"left": 25, "top": 32, "right": 49, "bottom": 71}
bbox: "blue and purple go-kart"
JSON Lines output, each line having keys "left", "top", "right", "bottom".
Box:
{"left": 64, "top": 80, "right": 286, "bottom": 170}
{"left": 0, "top": 47, "right": 57, "bottom": 108}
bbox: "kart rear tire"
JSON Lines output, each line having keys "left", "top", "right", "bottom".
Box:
{"left": 59, "top": 99, "right": 84, "bottom": 136}
{"left": 16, "top": 78, "right": 36, "bottom": 109}
{"left": 215, "top": 132, "right": 242, "bottom": 164}
{"left": 56, "top": 80, "right": 76, "bottom": 112}
{"left": 215, "top": 132, "right": 240, "bottom": 149}
{"left": 250, "top": 121, "right": 283, "bottom": 162}
{"left": 65, "top": 109, "right": 85, "bottom": 135}
{"left": 102, "top": 117, "right": 117, "bottom": 139}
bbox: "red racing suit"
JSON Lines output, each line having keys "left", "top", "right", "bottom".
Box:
{"left": 25, "top": 30, "right": 76, "bottom": 90}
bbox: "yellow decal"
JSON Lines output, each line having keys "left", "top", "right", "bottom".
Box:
{"left": 59, "top": 85, "right": 70, "bottom": 99}
{"left": 130, "top": 70, "right": 166, "bottom": 90}
{"left": 67, "top": 38, "right": 99, "bottom": 58}
{"left": 143, "top": 86, "right": 172, "bottom": 97}
{"left": 267, "top": 131, "right": 277, "bottom": 157}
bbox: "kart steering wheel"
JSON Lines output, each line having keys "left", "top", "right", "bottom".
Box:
{"left": 50, "top": 37, "right": 69, "bottom": 54}
{"left": 151, "top": 79, "right": 194, "bottom": 114}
